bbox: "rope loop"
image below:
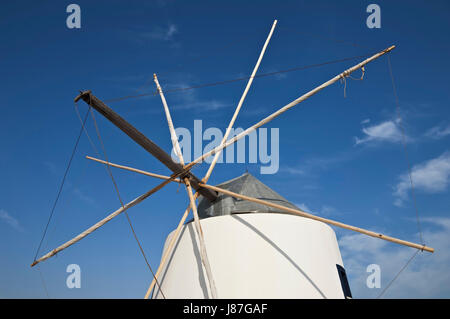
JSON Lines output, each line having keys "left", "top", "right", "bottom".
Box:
{"left": 349, "top": 66, "right": 365, "bottom": 81}
{"left": 340, "top": 75, "right": 348, "bottom": 98}
{"left": 339, "top": 67, "right": 366, "bottom": 97}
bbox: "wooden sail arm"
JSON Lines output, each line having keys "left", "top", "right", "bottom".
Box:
{"left": 183, "top": 45, "right": 397, "bottom": 170}
{"left": 31, "top": 170, "right": 185, "bottom": 268}
{"left": 203, "top": 19, "right": 278, "bottom": 182}
{"left": 81, "top": 45, "right": 396, "bottom": 190}
{"left": 79, "top": 157, "right": 434, "bottom": 253}
{"left": 198, "top": 183, "right": 434, "bottom": 253}
{"left": 74, "top": 90, "right": 217, "bottom": 202}
{"left": 154, "top": 74, "right": 185, "bottom": 165}
{"left": 184, "top": 178, "right": 218, "bottom": 298}
{"left": 86, "top": 156, "right": 183, "bottom": 183}
{"left": 154, "top": 73, "right": 218, "bottom": 298}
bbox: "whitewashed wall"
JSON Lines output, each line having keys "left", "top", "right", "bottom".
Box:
{"left": 153, "top": 213, "right": 346, "bottom": 299}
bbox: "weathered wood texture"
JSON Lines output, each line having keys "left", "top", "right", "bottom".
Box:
{"left": 74, "top": 91, "right": 217, "bottom": 202}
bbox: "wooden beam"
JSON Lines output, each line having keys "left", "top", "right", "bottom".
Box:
{"left": 74, "top": 91, "right": 217, "bottom": 202}
{"left": 154, "top": 74, "right": 185, "bottom": 165}
{"left": 146, "top": 44, "right": 397, "bottom": 298}
{"left": 98, "top": 46, "right": 396, "bottom": 190}
{"left": 203, "top": 19, "right": 278, "bottom": 181}
{"left": 182, "top": 45, "right": 396, "bottom": 171}
{"left": 86, "top": 156, "right": 183, "bottom": 183}
{"left": 184, "top": 178, "right": 218, "bottom": 298}
{"left": 199, "top": 182, "right": 434, "bottom": 253}
{"left": 31, "top": 171, "right": 185, "bottom": 267}
{"left": 82, "top": 155, "right": 433, "bottom": 252}
{"left": 150, "top": 21, "right": 276, "bottom": 299}
{"left": 154, "top": 73, "right": 218, "bottom": 298}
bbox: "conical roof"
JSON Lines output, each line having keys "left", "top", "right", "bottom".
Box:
{"left": 197, "top": 172, "right": 299, "bottom": 219}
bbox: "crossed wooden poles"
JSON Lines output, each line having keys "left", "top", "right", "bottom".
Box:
{"left": 30, "top": 20, "right": 434, "bottom": 300}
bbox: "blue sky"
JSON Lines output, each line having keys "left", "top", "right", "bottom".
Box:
{"left": 1, "top": 0, "right": 449, "bottom": 298}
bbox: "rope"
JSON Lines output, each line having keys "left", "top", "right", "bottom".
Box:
{"left": 387, "top": 55, "right": 424, "bottom": 244}
{"left": 103, "top": 53, "right": 372, "bottom": 103}
{"left": 40, "top": 148, "right": 91, "bottom": 264}
{"left": 125, "top": 28, "right": 274, "bottom": 102}
{"left": 339, "top": 66, "right": 365, "bottom": 98}
{"left": 37, "top": 265, "right": 50, "bottom": 299}
{"left": 340, "top": 76, "right": 347, "bottom": 98}
{"left": 33, "top": 106, "right": 91, "bottom": 262}
{"left": 87, "top": 103, "right": 166, "bottom": 299}
{"left": 376, "top": 249, "right": 420, "bottom": 298}
{"left": 134, "top": 23, "right": 372, "bottom": 99}
{"left": 373, "top": 53, "right": 425, "bottom": 300}
{"left": 74, "top": 103, "right": 100, "bottom": 155}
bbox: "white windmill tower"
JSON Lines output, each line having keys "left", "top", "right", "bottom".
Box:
{"left": 31, "top": 20, "right": 433, "bottom": 299}
{"left": 151, "top": 172, "right": 352, "bottom": 299}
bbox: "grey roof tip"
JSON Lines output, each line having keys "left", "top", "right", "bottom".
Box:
{"left": 197, "top": 172, "right": 299, "bottom": 220}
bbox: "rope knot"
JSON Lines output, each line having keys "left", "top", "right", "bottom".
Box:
{"left": 340, "top": 74, "right": 348, "bottom": 98}
{"left": 339, "top": 67, "right": 366, "bottom": 98}
{"left": 340, "top": 69, "right": 351, "bottom": 79}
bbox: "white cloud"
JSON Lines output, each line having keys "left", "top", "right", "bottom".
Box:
{"left": 282, "top": 167, "right": 305, "bottom": 175}
{"left": 263, "top": 68, "right": 288, "bottom": 80}
{"left": 166, "top": 81, "right": 231, "bottom": 112}
{"left": 321, "top": 205, "right": 338, "bottom": 216}
{"left": 0, "top": 209, "right": 23, "bottom": 232}
{"left": 73, "top": 188, "right": 96, "bottom": 206}
{"left": 339, "top": 217, "right": 450, "bottom": 298}
{"left": 340, "top": 231, "right": 387, "bottom": 253}
{"left": 296, "top": 203, "right": 312, "bottom": 213}
{"left": 142, "top": 24, "right": 178, "bottom": 41}
{"left": 354, "top": 120, "right": 404, "bottom": 146}
{"left": 173, "top": 99, "right": 231, "bottom": 111}
{"left": 295, "top": 203, "right": 339, "bottom": 217}
{"left": 425, "top": 124, "right": 450, "bottom": 140}
{"left": 361, "top": 118, "right": 371, "bottom": 125}
{"left": 282, "top": 151, "right": 357, "bottom": 178}
{"left": 393, "top": 151, "right": 450, "bottom": 206}
{"left": 166, "top": 25, "right": 177, "bottom": 38}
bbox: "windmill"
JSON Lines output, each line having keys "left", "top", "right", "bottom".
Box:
{"left": 31, "top": 20, "right": 434, "bottom": 299}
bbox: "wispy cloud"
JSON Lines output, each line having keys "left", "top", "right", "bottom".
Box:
{"left": 173, "top": 99, "right": 231, "bottom": 111}
{"left": 295, "top": 203, "right": 340, "bottom": 217}
{"left": 0, "top": 209, "right": 23, "bottom": 232}
{"left": 281, "top": 167, "right": 305, "bottom": 175}
{"left": 73, "top": 188, "right": 96, "bottom": 206}
{"left": 43, "top": 164, "right": 95, "bottom": 206}
{"left": 354, "top": 120, "right": 405, "bottom": 146}
{"left": 262, "top": 67, "right": 288, "bottom": 80}
{"left": 425, "top": 124, "right": 450, "bottom": 140}
{"left": 393, "top": 151, "right": 450, "bottom": 207}
{"left": 339, "top": 217, "right": 450, "bottom": 298}
{"left": 164, "top": 80, "right": 232, "bottom": 112}
{"left": 296, "top": 203, "right": 312, "bottom": 213}
{"left": 120, "top": 77, "right": 232, "bottom": 117}
{"left": 281, "top": 150, "right": 358, "bottom": 177}
{"left": 140, "top": 24, "right": 178, "bottom": 42}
